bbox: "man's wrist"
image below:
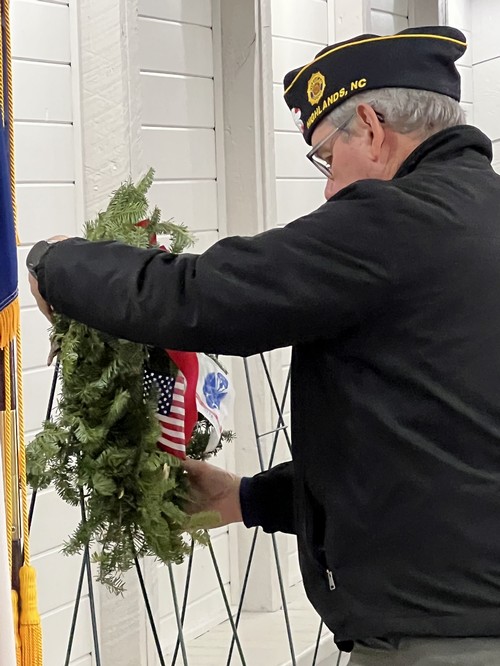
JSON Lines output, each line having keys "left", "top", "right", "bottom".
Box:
{"left": 26, "top": 239, "right": 54, "bottom": 278}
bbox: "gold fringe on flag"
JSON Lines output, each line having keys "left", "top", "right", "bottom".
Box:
{"left": 0, "top": 300, "right": 19, "bottom": 350}
{"left": 19, "top": 566, "right": 42, "bottom": 666}
{"left": 0, "top": 0, "right": 44, "bottom": 662}
{"left": 12, "top": 590, "right": 22, "bottom": 666}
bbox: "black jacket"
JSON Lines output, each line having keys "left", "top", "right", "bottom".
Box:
{"left": 38, "top": 126, "right": 500, "bottom": 645}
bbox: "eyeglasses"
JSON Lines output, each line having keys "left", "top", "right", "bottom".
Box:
{"left": 306, "top": 108, "right": 385, "bottom": 178}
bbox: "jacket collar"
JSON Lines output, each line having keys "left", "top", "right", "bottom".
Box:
{"left": 394, "top": 125, "right": 493, "bottom": 179}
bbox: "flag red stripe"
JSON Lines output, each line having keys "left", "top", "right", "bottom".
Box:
{"left": 166, "top": 350, "right": 199, "bottom": 444}
{"left": 158, "top": 432, "right": 185, "bottom": 447}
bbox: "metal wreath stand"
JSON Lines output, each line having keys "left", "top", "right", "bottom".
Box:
{"left": 29, "top": 355, "right": 336, "bottom": 666}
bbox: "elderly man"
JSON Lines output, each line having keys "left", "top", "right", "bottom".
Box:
{"left": 28, "top": 25, "right": 500, "bottom": 665}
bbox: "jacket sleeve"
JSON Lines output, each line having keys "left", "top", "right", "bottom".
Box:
{"left": 240, "top": 461, "right": 296, "bottom": 534}
{"left": 37, "top": 183, "right": 394, "bottom": 356}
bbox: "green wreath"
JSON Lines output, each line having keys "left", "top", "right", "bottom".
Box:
{"left": 26, "top": 170, "right": 234, "bottom": 593}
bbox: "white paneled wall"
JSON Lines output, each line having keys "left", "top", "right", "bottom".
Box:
{"left": 472, "top": 0, "right": 500, "bottom": 170}
{"left": 371, "top": 0, "right": 409, "bottom": 34}
{"left": 448, "top": 0, "right": 474, "bottom": 124}
{"left": 137, "top": 1, "right": 232, "bottom": 655}
{"left": 369, "top": 1, "right": 474, "bottom": 122}
{"left": 11, "top": 0, "right": 89, "bottom": 663}
{"left": 29, "top": 490, "right": 93, "bottom": 666}
{"left": 138, "top": 0, "right": 220, "bottom": 254}
{"left": 272, "top": 0, "right": 329, "bottom": 228}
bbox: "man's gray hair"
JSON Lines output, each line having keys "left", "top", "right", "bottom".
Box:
{"left": 326, "top": 88, "right": 466, "bottom": 139}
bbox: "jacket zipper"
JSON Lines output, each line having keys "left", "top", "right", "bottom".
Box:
{"left": 327, "top": 569, "right": 336, "bottom": 591}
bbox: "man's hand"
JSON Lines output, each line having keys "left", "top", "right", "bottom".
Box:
{"left": 183, "top": 458, "right": 243, "bottom": 527}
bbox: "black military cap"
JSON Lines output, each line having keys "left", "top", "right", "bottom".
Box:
{"left": 283, "top": 26, "right": 467, "bottom": 145}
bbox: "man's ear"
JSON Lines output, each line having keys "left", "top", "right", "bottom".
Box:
{"left": 356, "top": 103, "right": 386, "bottom": 160}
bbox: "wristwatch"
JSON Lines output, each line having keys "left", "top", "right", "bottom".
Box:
{"left": 26, "top": 239, "right": 55, "bottom": 278}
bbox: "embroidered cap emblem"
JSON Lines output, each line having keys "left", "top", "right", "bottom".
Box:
{"left": 307, "top": 71, "right": 326, "bottom": 106}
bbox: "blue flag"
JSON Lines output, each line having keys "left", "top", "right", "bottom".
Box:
{"left": 0, "top": 119, "right": 17, "bottom": 349}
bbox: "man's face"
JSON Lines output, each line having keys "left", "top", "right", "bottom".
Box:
{"left": 309, "top": 104, "right": 387, "bottom": 200}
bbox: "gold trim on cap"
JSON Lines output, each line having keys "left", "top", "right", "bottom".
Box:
{"left": 284, "top": 33, "right": 467, "bottom": 96}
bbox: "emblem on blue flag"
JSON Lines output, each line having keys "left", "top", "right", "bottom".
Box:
{"left": 203, "top": 372, "right": 229, "bottom": 410}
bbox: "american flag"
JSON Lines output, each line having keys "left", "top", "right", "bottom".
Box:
{"left": 144, "top": 367, "right": 187, "bottom": 459}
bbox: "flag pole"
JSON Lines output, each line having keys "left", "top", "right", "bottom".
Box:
{"left": 7, "top": 341, "right": 22, "bottom": 595}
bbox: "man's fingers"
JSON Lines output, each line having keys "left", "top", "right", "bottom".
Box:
{"left": 182, "top": 457, "right": 198, "bottom": 471}
{"left": 47, "top": 339, "right": 61, "bottom": 366}
{"left": 181, "top": 457, "right": 204, "bottom": 477}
